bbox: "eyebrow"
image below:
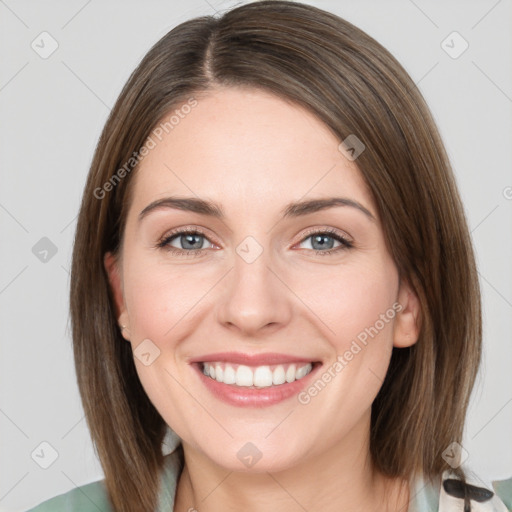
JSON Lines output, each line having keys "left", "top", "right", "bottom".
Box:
{"left": 138, "top": 196, "right": 376, "bottom": 223}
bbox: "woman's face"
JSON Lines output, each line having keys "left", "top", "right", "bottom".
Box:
{"left": 105, "top": 86, "right": 420, "bottom": 473}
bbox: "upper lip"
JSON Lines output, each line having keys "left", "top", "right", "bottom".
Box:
{"left": 189, "top": 352, "right": 318, "bottom": 366}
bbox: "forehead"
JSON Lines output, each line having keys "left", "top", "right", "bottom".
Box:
{"left": 128, "top": 86, "right": 375, "bottom": 222}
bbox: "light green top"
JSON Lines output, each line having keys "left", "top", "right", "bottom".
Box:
{"left": 26, "top": 445, "right": 512, "bottom": 511}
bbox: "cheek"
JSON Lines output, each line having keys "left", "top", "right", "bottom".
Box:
{"left": 296, "top": 263, "right": 400, "bottom": 416}
{"left": 298, "top": 257, "right": 399, "bottom": 354}
{"left": 122, "top": 254, "right": 213, "bottom": 343}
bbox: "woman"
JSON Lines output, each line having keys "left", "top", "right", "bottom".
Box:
{"left": 27, "top": 1, "right": 512, "bottom": 511}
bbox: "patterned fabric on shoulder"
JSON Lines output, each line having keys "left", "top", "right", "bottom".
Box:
{"left": 438, "top": 470, "right": 512, "bottom": 512}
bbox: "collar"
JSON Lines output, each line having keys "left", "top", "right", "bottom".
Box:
{"left": 409, "top": 469, "right": 509, "bottom": 512}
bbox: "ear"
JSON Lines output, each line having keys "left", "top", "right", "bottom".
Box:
{"left": 104, "top": 251, "right": 130, "bottom": 341}
{"left": 393, "top": 278, "right": 421, "bottom": 348}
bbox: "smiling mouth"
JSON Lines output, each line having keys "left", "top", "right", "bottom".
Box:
{"left": 200, "top": 361, "right": 316, "bottom": 388}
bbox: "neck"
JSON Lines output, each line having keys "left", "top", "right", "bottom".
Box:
{"left": 173, "top": 413, "right": 410, "bottom": 512}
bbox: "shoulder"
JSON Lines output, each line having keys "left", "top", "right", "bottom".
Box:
{"left": 410, "top": 470, "right": 512, "bottom": 512}
{"left": 493, "top": 476, "right": 512, "bottom": 511}
{"left": 25, "top": 445, "right": 184, "bottom": 512}
{"left": 25, "top": 479, "right": 112, "bottom": 512}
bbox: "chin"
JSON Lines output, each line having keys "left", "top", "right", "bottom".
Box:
{"left": 194, "top": 436, "right": 308, "bottom": 474}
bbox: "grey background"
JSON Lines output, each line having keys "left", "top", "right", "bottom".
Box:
{"left": 1, "top": 0, "right": 511, "bottom": 510}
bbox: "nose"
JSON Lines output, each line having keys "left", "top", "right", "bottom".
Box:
{"left": 216, "top": 245, "right": 293, "bottom": 338}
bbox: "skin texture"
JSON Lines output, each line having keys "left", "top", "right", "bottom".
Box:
{"left": 104, "top": 86, "right": 421, "bottom": 512}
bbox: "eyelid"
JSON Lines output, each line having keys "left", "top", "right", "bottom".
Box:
{"left": 159, "top": 225, "right": 219, "bottom": 246}
{"left": 295, "top": 226, "right": 352, "bottom": 244}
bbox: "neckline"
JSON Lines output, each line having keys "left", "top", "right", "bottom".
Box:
{"left": 158, "top": 445, "right": 442, "bottom": 512}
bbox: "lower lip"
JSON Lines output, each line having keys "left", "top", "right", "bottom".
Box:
{"left": 193, "top": 363, "right": 321, "bottom": 408}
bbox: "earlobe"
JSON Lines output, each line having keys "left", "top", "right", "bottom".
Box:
{"left": 104, "top": 252, "right": 131, "bottom": 341}
{"left": 393, "top": 279, "right": 422, "bottom": 348}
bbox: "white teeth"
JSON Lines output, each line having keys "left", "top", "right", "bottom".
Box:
{"left": 236, "top": 365, "right": 253, "bottom": 387}
{"left": 272, "top": 365, "right": 286, "bottom": 385}
{"left": 285, "top": 364, "right": 296, "bottom": 383}
{"left": 202, "top": 362, "right": 313, "bottom": 388}
{"left": 296, "top": 365, "right": 309, "bottom": 379}
{"left": 223, "top": 364, "right": 236, "bottom": 384}
{"left": 253, "top": 366, "right": 273, "bottom": 387}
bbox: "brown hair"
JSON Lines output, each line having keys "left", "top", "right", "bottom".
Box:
{"left": 70, "top": 1, "right": 481, "bottom": 510}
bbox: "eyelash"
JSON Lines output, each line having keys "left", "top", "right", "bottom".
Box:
{"left": 156, "top": 226, "right": 354, "bottom": 257}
